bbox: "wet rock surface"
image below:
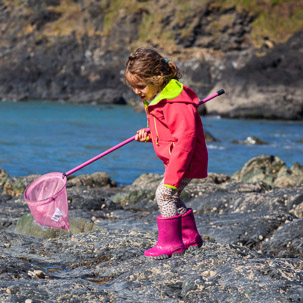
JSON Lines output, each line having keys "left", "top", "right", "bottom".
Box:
{"left": 1, "top": 156, "right": 303, "bottom": 302}
{"left": 232, "top": 136, "right": 267, "bottom": 145}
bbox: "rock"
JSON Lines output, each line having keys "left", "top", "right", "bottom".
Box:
{"left": 14, "top": 214, "right": 100, "bottom": 238}
{"left": 0, "top": 194, "right": 13, "bottom": 203}
{"left": 288, "top": 192, "right": 303, "bottom": 218}
{"left": 122, "top": 173, "right": 163, "bottom": 195}
{"left": 111, "top": 190, "right": 155, "bottom": 208}
{"left": 291, "top": 203, "right": 303, "bottom": 219}
{"left": 71, "top": 89, "right": 127, "bottom": 105}
{"left": 111, "top": 173, "right": 162, "bottom": 210}
{"left": 67, "top": 186, "right": 121, "bottom": 211}
{"left": 261, "top": 218, "right": 303, "bottom": 258}
{"left": 232, "top": 155, "right": 303, "bottom": 187}
{"left": 27, "top": 270, "right": 45, "bottom": 279}
{"left": 232, "top": 136, "right": 267, "bottom": 145}
{"left": 206, "top": 32, "right": 303, "bottom": 120}
{"left": 204, "top": 131, "right": 219, "bottom": 142}
{"left": 66, "top": 172, "right": 116, "bottom": 188}
{"left": 1, "top": 173, "right": 41, "bottom": 197}
{"left": 0, "top": 168, "right": 9, "bottom": 186}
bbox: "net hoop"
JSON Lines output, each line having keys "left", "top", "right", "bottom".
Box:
{"left": 24, "top": 172, "right": 67, "bottom": 203}
{"left": 24, "top": 172, "right": 69, "bottom": 230}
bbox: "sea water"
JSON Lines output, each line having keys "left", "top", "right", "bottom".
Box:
{"left": 1, "top": 100, "right": 302, "bottom": 185}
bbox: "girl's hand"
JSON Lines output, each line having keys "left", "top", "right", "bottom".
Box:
{"left": 135, "top": 129, "right": 148, "bottom": 142}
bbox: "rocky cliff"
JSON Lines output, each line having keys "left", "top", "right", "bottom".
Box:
{"left": 0, "top": 0, "right": 302, "bottom": 119}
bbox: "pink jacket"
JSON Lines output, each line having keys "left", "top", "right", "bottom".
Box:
{"left": 144, "top": 79, "right": 208, "bottom": 189}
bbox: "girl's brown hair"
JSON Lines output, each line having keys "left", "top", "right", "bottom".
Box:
{"left": 125, "top": 48, "right": 182, "bottom": 89}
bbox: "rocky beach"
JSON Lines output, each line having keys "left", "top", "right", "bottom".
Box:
{"left": 1, "top": 155, "right": 303, "bottom": 302}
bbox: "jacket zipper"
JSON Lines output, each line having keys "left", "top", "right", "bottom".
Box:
{"left": 153, "top": 116, "right": 159, "bottom": 145}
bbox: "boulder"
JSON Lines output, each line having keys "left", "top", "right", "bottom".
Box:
{"left": 14, "top": 214, "right": 100, "bottom": 238}
{"left": 232, "top": 155, "right": 303, "bottom": 187}
{"left": 0, "top": 169, "right": 9, "bottom": 186}
{"left": 204, "top": 131, "right": 219, "bottom": 142}
{"left": 232, "top": 136, "right": 267, "bottom": 145}
{"left": 2, "top": 174, "right": 41, "bottom": 197}
{"left": 66, "top": 172, "right": 115, "bottom": 188}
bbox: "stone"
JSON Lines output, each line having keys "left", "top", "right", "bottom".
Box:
{"left": 14, "top": 214, "right": 100, "bottom": 239}
{"left": 232, "top": 155, "right": 303, "bottom": 187}
{"left": 232, "top": 136, "right": 267, "bottom": 145}
{"left": 66, "top": 172, "right": 115, "bottom": 188}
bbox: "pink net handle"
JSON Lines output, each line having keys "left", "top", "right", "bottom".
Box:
{"left": 64, "top": 130, "right": 149, "bottom": 176}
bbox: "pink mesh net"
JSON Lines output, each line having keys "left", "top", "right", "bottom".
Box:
{"left": 24, "top": 172, "right": 69, "bottom": 230}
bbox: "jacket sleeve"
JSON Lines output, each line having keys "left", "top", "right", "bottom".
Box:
{"left": 162, "top": 102, "right": 197, "bottom": 189}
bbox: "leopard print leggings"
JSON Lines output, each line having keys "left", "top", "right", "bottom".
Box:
{"left": 156, "top": 178, "right": 191, "bottom": 217}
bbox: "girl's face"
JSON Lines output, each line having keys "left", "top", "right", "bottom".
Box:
{"left": 126, "top": 73, "right": 159, "bottom": 102}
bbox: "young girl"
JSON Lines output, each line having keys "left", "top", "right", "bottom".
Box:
{"left": 125, "top": 47, "right": 207, "bottom": 259}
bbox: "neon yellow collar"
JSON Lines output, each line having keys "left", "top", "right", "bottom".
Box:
{"left": 144, "top": 79, "right": 183, "bottom": 107}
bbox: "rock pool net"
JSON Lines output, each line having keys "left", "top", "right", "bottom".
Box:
{"left": 24, "top": 172, "right": 69, "bottom": 230}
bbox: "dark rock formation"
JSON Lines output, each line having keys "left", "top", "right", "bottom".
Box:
{"left": 0, "top": 1, "right": 302, "bottom": 119}
{"left": 206, "top": 31, "right": 303, "bottom": 120}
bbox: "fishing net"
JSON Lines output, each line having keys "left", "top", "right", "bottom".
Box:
{"left": 24, "top": 172, "right": 69, "bottom": 230}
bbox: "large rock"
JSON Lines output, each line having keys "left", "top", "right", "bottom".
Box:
{"left": 1, "top": 174, "right": 41, "bottom": 197}
{"left": 14, "top": 214, "right": 100, "bottom": 238}
{"left": 206, "top": 32, "right": 303, "bottom": 120}
{"left": 66, "top": 172, "right": 116, "bottom": 188}
{"left": 232, "top": 155, "right": 303, "bottom": 187}
{"left": 0, "top": 168, "right": 9, "bottom": 185}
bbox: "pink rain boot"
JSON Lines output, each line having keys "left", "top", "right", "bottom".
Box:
{"left": 182, "top": 209, "right": 203, "bottom": 250}
{"left": 144, "top": 214, "right": 185, "bottom": 259}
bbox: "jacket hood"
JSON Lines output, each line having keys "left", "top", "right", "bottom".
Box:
{"left": 144, "top": 79, "right": 200, "bottom": 108}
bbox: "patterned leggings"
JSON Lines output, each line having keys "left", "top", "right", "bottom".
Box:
{"left": 156, "top": 178, "right": 191, "bottom": 217}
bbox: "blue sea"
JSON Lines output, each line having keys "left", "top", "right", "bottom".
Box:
{"left": 1, "top": 100, "right": 302, "bottom": 185}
